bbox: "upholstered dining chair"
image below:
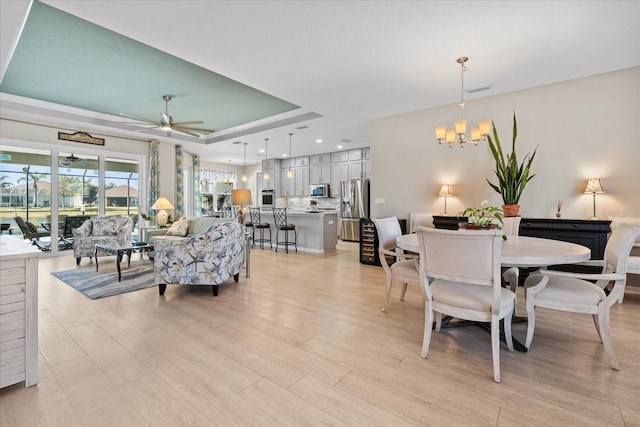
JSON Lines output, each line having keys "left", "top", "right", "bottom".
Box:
{"left": 372, "top": 216, "right": 420, "bottom": 312}
{"left": 500, "top": 216, "right": 523, "bottom": 312}
{"left": 408, "top": 212, "right": 435, "bottom": 233}
{"left": 608, "top": 216, "right": 640, "bottom": 303}
{"left": 416, "top": 226, "right": 515, "bottom": 383}
{"left": 523, "top": 224, "right": 639, "bottom": 370}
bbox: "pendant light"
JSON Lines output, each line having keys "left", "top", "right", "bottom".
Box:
{"left": 263, "top": 138, "right": 269, "bottom": 181}
{"left": 287, "top": 132, "right": 293, "bottom": 178}
{"left": 241, "top": 142, "right": 248, "bottom": 182}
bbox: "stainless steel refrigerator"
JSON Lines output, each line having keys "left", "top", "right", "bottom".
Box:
{"left": 340, "top": 179, "right": 370, "bottom": 241}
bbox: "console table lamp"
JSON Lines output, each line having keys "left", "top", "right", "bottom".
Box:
{"left": 438, "top": 184, "right": 453, "bottom": 215}
{"left": 584, "top": 178, "right": 604, "bottom": 219}
{"left": 151, "top": 197, "right": 174, "bottom": 226}
{"left": 232, "top": 189, "right": 252, "bottom": 225}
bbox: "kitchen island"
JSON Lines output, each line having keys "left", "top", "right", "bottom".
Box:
{"left": 260, "top": 210, "right": 338, "bottom": 253}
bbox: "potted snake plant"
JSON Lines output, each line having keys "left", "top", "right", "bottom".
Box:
{"left": 486, "top": 113, "right": 537, "bottom": 217}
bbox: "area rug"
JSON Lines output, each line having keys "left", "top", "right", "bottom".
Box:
{"left": 51, "top": 262, "right": 156, "bottom": 299}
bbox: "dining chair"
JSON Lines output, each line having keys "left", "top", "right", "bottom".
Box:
{"left": 416, "top": 226, "right": 515, "bottom": 383}
{"left": 608, "top": 216, "right": 640, "bottom": 303}
{"left": 372, "top": 216, "right": 420, "bottom": 312}
{"left": 500, "top": 217, "right": 522, "bottom": 312}
{"left": 523, "top": 224, "right": 639, "bottom": 370}
{"left": 408, "top": 212, "right": 435, "bottom": 233}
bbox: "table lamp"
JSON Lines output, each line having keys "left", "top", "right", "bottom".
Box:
{"left": 584, "top": 178, "right": 604, "bottom": 219}
{"left": 151, "top": 196, "right": 174, "bottom": 226}
{"left": 232, "top": 189, "right": 252, "bottom": 225}
{"left": 438, "top": 184, "right": 453, "bottom": 215}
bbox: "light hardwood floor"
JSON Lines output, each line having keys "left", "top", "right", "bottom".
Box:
{"left": 1, "top": 241, "right": 639, "bottom": 426}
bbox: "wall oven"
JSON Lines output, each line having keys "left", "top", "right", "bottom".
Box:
{"left": 261, "top": 189, "right": 275, "bottom": 207}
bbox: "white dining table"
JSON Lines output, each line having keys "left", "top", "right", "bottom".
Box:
{"left": 396, "top": 234, "right": 591, "bottom": 267}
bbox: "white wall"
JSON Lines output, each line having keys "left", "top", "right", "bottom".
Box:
{"left": 371, "top": 67, "right": 640, "bottom": 221}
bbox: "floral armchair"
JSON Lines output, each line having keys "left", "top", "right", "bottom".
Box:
{"left": 153, "top": 221, "right": 245, "bottom": 297}
{"left": 72, "top": 215, "right": 133, "bottom": 265}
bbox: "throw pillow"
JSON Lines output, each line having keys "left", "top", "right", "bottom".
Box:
{"left": 165, "top": 217, "right": 191, "bottom": 236}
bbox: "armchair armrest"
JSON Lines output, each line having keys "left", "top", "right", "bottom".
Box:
{"left": 72, "top": 221, "right": 92, "bottom": 239}
{"left": 147, "top": 228, "right": 168, "bottom": 239}
{"left": 538, "top": 269, "right": 625, "bottom": 282}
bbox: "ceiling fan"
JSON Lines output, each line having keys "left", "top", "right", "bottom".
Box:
{"left": 119, "top": 95, "right": 214, "bottom": 137}
{"left": 59, "top": 153, "right": 94, "bottom": 167}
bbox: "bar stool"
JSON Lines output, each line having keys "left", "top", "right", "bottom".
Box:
{"left": 273, "top": 207, "right": 297, "bottom": 253}
{"left": 248, "top": 207, "right": 272, "bottom": 249}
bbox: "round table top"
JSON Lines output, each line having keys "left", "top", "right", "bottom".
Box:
{"left": 396, "top": 234, "right": 591, "bottom": 267}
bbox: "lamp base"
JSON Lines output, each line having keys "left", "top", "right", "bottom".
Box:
{"left": 157, "top": 210, "right": 169, "bottom": 227}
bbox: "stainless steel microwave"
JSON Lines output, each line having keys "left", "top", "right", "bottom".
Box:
{"left": 309, "top": 184, "right": 330, "bottom": 198}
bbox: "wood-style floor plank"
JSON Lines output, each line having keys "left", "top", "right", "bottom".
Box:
{"left": 1, "top": 241, "right": 639, "bottom": 426}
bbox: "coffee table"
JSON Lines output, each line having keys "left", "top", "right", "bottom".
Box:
{"left": 95, "top": 242, "right": 154, "bottom": 282}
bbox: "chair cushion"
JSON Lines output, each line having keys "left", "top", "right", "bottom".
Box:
{"left": 278, "top": 224, "right": 295, "bottom": 230}
{"left": 431, "top": 279, "right": 515, "bottom": 313}
{"left": 390, "top": 259, "right": 419, "bottom": 280}
{"left": 165, "top": 217, "right": 191, "bottom": 236}
{"left": 525, "top": 275, "right": 606, "bottom": 309}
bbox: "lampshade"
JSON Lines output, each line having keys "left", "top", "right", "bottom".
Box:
{"left": 151, "top": 196, "right": 174, "bottom": 227}
{"left": 438, "top": 184, "right": 453, "bottom": 197}
{"left": 584, "top": 178, "right": 604, "bottom": 194}
{"left": 150, "top": 197, "right": 175, "bottom": 210}
{"left": 231, "top": 189, "right": 252, "bottom": 206}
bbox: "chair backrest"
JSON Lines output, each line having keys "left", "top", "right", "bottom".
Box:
{"left": 273, "top": 208, "right": 288, "bottom": 227}
{"left": 63, "top": 215, "right": 91, "bottom": 237}
{"left": 249, "top": 207, "right": 261, "bottom": 224}
{"left": 603, "top": 224, "right": 640, "bottom": 274}
{"left": 501, "top": 217, "right": 521, "bottom": 236}
{"left": 609, "top": 216, "right": 640, "bottom": 245}
{"left": 221, "top": 205, "right": 235, "bottom": 219}
{"left": 372, "top": 217, "right": 402, "bottom": 251}
{"left": 409, "top": 212, "right": 435, "bottom": 233}
{"left": 14, "top": 216, "right": 33, "bottom": 237}
{"left": 416, "top": 227, "right": 503, "bottom": 287}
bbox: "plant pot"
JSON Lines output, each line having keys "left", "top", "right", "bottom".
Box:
{"left": 458, "top": 222, "right": 496, "bottom": 230}
{"left": 502, "top": 204, "right": 520, "bottom": 217}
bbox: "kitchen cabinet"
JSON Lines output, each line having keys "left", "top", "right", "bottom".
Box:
{"left": 363, "top": 147, "right": 371, "bottom": 159}
{"left": 331, "top": 151, "right": 349, "bottom": 163}
{"left": 280, "top": 169, "right": 295, "bottom": 197}
{"left": 261, "top": 159, "right": 280, "bottom": 190}
{"left": 331, "top": 162, "right": 349, "bottom": 194}
{"left": 349, "top": 161, "right": 362, "bottom": 180}
{"left": 363, "top": 159, "right": 371, "bottom": 178}
{"left": 310, "top": 154, "right": 331, "bottom": 165}
{"left": 349, "top": 149, "right": 363, "bottom": 161}
{"left": 1, "top": 237, "right": 40, "bottom": 389}
{"left": 295, "top": 166, "right": 310, "bottom": 196}
{"left": 310, "top": 164, "right": 331, "bottom": 185}
{"left": 295, "top": 156, "right": 310, "bottom": 167}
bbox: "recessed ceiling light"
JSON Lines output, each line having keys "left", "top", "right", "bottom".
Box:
{"left": 282, "top": 154, "right": 288, "bottom": 157}
{"left": 337, "top": 145, "right": 343, "bottom": 149}
{"left": 316, "top": 139, "right": 323, "bottom": 143}
{"left": 259, "top": 149, "right": 265, "bottom": 153}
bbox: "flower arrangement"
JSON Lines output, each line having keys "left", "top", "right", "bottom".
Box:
{"left": 458, "top": 200, "right": 504, "bottom": 229}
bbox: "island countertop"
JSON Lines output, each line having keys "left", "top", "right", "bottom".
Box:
{"left": 257, "top": 210, "right": 337, "bottom": 253}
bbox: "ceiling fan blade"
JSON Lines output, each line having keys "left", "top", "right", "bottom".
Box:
{"left": 171, "top": 128, "right": 202, "bottom": 138}
{"left": 171, "top": 121, "right": 204, "bottom": 126}
{"left": 173, "top": 125, "right": 215, "bottom": 133}
{"left": 119, "top": 112, "right": 155, "bottom": 123}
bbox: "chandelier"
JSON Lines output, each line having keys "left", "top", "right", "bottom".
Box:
{"left": 435, "top": 57, "right": 491, "bottom": 148}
